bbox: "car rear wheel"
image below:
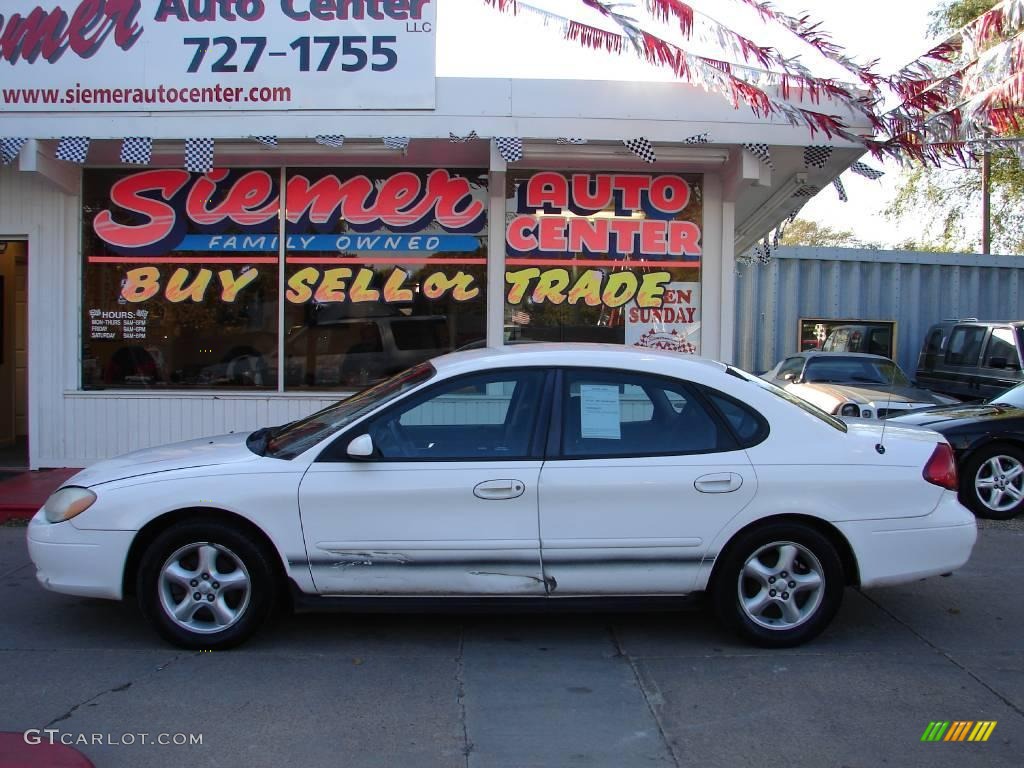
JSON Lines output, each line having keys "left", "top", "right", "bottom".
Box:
{"left": 137, "top": 521, "right": 280, "bottom": 650}
{"left": 962, "top": 443, "right": 1024, "bottom": 520}
{"left": 712, "top": 523, "right": 845, "bottom": 648}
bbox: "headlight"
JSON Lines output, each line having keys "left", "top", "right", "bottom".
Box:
{"left": 839, "top": 403, "right": 861, "bottom": 417}
{"left": 43, "top": 486, "right": 97, "bottom": 524}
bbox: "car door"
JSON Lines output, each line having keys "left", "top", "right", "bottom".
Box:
{"left": 298, "top": 368, "right": 552, "bottom": 595}
{"left": 538, "top": 368, "right": 758, "bottom": 596}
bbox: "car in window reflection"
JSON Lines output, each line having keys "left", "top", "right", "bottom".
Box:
{"left": 29, "top": 345, "right": 976, "bottom": 652}
{"left": 761, "top": 352, "right": 957, "bottom": 419}
{"left": 284, "top": 312, "right": 454, "bottom": 389}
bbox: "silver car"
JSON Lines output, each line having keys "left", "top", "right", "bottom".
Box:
{"left": 762, "top": 352, "right": 957, "bottom": 419}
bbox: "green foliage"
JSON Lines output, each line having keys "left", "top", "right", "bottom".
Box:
{"left": 779, "top": 219, "right": 879, "bottom": 249}
{"left": 927, "top": 0, "right": 996, "bottom": 36}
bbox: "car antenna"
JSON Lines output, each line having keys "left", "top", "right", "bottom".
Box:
{"left": 876, "top": 357, "right": 897, "bottom": 455}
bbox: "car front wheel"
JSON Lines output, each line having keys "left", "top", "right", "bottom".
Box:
{"left": 137, "top": 521, "right": 280, "bottom": 650}
{"left": 712, "top": 523, "right": 845, "bottom": 648}
{"left": 962, "top": 443, "right": 1024, "bottom": 520}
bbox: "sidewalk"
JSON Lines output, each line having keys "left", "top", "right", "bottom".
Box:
{"left": 0, "top": 469, "right": 81, "bottom": 523}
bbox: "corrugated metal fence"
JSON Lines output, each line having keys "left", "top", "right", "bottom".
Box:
{"left": 735, "top": 247, "right": 1024, "bottom": 375}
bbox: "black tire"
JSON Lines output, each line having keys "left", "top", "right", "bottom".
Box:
{"left": 136, "top": 520, "right": 281, "bottom": 650}
{"left": 711, "top": 522, "right": 845, "bottom": 648}
{"left": 960, "top": 443, "right": 1024, "bottom": 520}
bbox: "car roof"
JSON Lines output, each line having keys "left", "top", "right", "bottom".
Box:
{"left": 429, "top": 343, "right": 726, "bottom": 377}
{"left": 929, "top": 320, "right": 1024, "bottom": 328}
{"left": 790, "top": 351, "right": 893, "bottom": 361}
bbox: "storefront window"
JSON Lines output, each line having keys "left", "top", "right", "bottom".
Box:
{"left": 82, "top": 169, "right": 280, "bottom": 389}
{"left": 504, "top": 171, "right": 702, "bottom": 352}
{"left": 282, "top": 168, "right": 487, "bottom": 390}
{"left": 81, "top": 167, "right": 488, "bottom": 391}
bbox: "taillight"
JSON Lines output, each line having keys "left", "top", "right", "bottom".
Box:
{"left": 923, "top": 443, "right": 959, "bottom": 490}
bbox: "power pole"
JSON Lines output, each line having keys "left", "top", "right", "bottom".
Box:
{"left": 982, "top": 149, "right": 991, "bottom": 254}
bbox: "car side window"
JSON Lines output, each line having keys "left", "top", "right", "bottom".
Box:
{"left": 701, "top": 388, "right": 769, "bottom": 447}
{"left": 945, "top": 326, "right": 986, "bottom": 366}
{"left": 366, "top": 370, "right": 545, "bottom": 460}
{"left": 560, "top": 369, "right": 734, "bottom": 458}
{"left": 983, "top": 327, "right": 1020, "bottom": 369}
{"left": 777, "top": 357, "right": 804, "bottom": 381}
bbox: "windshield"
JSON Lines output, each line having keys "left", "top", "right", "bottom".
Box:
{"left": 803, "top": 356, "right": 910, "bottom": 386}
{"left": 728, "top": 366, "right": 847, "bottom": 432}
{"left": 261, "top": 362, "right": 436, "bottom": 459}
{"left": 991, "top": 382, "right": 1024, "bottom": 408}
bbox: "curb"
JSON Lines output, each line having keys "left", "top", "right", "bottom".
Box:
{"left": 0, "top": 508, "right": 35, "bottom": 524}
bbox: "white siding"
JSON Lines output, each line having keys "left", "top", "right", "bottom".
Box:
{"left": 60, "top": 394, "right": 336, "bottom": 466}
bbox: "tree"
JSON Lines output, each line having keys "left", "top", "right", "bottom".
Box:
{"left": 887, "top": 0, "right": 1024, "bottom": 255}
{"left": 779, "top": 219, "right": 879, "bottom": 249}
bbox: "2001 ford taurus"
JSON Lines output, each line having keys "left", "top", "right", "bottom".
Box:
{"left": 28, "top": 345, "right": 977, "bottom": 649}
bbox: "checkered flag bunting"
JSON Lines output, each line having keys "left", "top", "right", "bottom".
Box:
{"left": 383, "top": 136, "right": 410, "bottom": 151}
{"left": 556, "top": 138, "right": 588, "bottom": 144}
{"left": 495, "top": 137, "right": 523, "bottom": 163}
{"left": 684, "top": 133, "right": 710, "bottom": 144}
{"left": 623, "top": 137, "right": 656, "bottom": 163}
{"left": 0, "top": 138, "right": 27, "bottom": 165}
{"left": 803, "top": 145, "right": 833, "bottom": 169}
{"left": 792, "top": 184, "right": 820, "bottom": 199}
{"left": 850, "top": 161, "right": 885, "bottom": 179}
{"left": 253, "top": 136, "right": 278, "bottom": 147}
{"left": 184, "top": 138, "right": 215, "bottom": 174}
{"left": 120, "top": 137, "right": 153, "bottom": 166}
{"left": 743, "top": 143, "right": 774, "bottom": 169}
{"left": 832, "top": 177, "right": 848, "bottom": 202}
{"left": 315, "top": 135, "right": 345, "bottom": 148}
{"left": 449, "top": 131, "right": 478, "bottom": 143}
{"left": 56, "top": 137, "right": 90, "bottom": 164}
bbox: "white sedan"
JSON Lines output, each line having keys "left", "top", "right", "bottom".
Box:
{"left": 28, "top": 345, "right": 977, "bottom": 649}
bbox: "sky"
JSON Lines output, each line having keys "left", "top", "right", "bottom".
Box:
{"left": 437, "top": 0, "right": 955, "bottom": 249}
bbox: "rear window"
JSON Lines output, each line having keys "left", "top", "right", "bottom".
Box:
{"left": 924, "top": 329, "right": 945, "bottom": 354}
{"left": 391, "top": 318, "right": 450, "bottom": 351}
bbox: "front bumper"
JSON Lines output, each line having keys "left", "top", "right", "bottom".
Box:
{"left": 26, "top": 511, "right": 134, "bottom": 600}
{"left": 835, "top": 491, "right": 977, "bottom": 588}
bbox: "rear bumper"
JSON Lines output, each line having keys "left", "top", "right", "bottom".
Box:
{"left": 835, "top": 491, "right": 977, "bottom": 588}
{"left": 26, "top": 511, "right": 133, "bottom": 600}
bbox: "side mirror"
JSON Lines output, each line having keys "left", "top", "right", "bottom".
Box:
{"left": 346, "top": 434, "right": 375, "bottom": 459}
{"left": 782, "top": 372, "right": 797, "bottom": 382}
{"left": 989, "top": 356, "right": 1009, "bottom": 370}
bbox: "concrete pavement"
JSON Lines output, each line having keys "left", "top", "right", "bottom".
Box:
{"left": 0, "top": 521, "right": 1021, "bottom": 768}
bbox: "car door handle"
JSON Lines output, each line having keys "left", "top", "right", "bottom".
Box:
{"left": 694, "top": 473, "right": 743, "bottom": 494}
{"left": 473, "top": 480, "right": 526, "bottom": 500}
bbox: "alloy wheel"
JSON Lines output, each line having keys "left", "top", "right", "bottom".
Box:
{"left": 157, "top": 542, "right": 252, "bottom": 634}
{"left": 974, "top": 454, "right": 1024, "bottom": 514}
{"left": 737, "top": 540, "right": 825, "bottom": 630}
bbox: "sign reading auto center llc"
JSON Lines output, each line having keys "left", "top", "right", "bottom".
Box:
{"left": 625, "top": 282, "right": 701, "bottom": 354}
{"left": 0, "top": 0, "right": 436, "bottom": 111}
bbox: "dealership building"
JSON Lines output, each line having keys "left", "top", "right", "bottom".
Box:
{"left": 0, "top": 1, "right": 868, "bottom": 469}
